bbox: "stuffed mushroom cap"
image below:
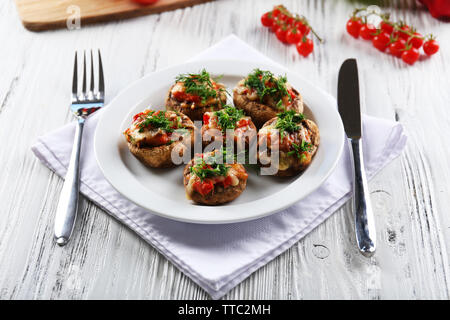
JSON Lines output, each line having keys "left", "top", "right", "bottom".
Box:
{"left": 183, "top": 150, "right": 248, "bottom": 205}
{"left": 166, "top": 69, "right": 227, "bottom": 121}
{"left": 258, "top": 110, "right": 319, "bottom": 177}
{"left": 123, "top": 109, "right": 194, "bottom": 168}
{"left": 201, "top": 105, "right": 257, "bottom": 150}
{"left": 233, "top": 69, "right": 303, "bottom": 128}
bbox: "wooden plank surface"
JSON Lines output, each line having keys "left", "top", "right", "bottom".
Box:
{"left": 1, "top": 0, "right": 449, "bottom": 299}
{"left": 15, "top": 0, "right": 212, "bottom": 31}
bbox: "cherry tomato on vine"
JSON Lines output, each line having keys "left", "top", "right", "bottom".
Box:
{"left": 398, "top": 25, "right": 411, "bottom": 40}
{"left": 272, "top": 7, "right": 281, "bottom": 17}
{"left": 423, "top": 39, "right": 439, "bottom": 56}
{"left": 401, "top": 47, "right": 420, "bottom": 65}
{"left": 346, "top": 17, "right": 363, "bottom": 38}
{"left": 296, "top": 37, "right": 314, "bottom": 57}
{"left": 277, "top": 14, "right": 288, "bottom": 23}
{"left": 286, "top": 28, "right": 302, "bottom": 44}
{"left": 359, "top": 23, "right": 377, "bottom": 40}
{"left": 271, "top": 19, "right": 282, "bottom": 32}
{"left": 408, "top": 32, "right": 423, "bottom": 49}
{"left": 286, "top": 17, "right": 295, "bottom": 26}
{"left": 275, "top": 27, "right": 288, "bottom": 43}
{"left": 261, "top": 12, "right": 273, "bottom": 27}
{"left": 132, "top": 0, "right": 158, "bottom": 4}
{"left": 380, "top": 21, "right": 394, "bottom": 34}
{"left": 372, "top": 32, "right": 390, "bottom": 52}
{"left": 295, "top": 21, "right": 310, "bottom": 36}
{"left": 389, "top": 39, "right": 406, "bottom": 58}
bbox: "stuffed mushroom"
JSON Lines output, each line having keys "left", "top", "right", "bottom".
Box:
{"left": 258, "top": 110, "right": 319, "bottom": 177}
{"left": 166, "top": 69, "right": 227, "bottom": 121}
{"left": 233, "top": 69, "right": 303, "bottom": 128}
{"left": 183, "top": 150, "right": 248, "bottom": 205}
{"left": 123, "top": 109, "right": 194, "bottom": 168}
{"left": 201, "top": 105, "right": 257, "bottom": 151}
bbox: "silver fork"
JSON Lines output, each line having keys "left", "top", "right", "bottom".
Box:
{"left": 54, "top": 50, "right": 105, "bottom": 246}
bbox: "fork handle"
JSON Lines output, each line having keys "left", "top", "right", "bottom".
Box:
{"left": 350, "top": 138, "right": 376, "bottom": 257}
{"left": 54, "top": 118, "right": 85, "bottom": 246}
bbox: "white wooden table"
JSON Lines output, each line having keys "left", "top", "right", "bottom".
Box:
{"left": 1, "top": 0, "right": 449, "bottom": 299}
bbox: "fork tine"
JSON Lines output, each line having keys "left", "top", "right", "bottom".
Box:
{"left": 72, "top": 52, "right": 78, "bottom": 95}
{"left": 98, "top": 50, "right": 105, "bottom": 96}
{"left": 90, "top": 50, "right": 95, "bottom": 93}
{"left": 82, "top": 50, "right": 87, "bottom": 95}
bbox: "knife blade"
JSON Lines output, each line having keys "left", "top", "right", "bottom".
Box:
{"left": 337, "top": 58, "right": 376, "bottom": 257}
{"left": 338, "top": 58, "right": 361, "bottom": 139}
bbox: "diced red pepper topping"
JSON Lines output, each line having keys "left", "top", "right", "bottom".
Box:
{"left": 288, "top": 88, "right": 296, "bottom": 101}
{"left": 222, "top": 176, "right": 233, "bottom": 188}
{"left": 133, "top": 112, "right": 144, "bottom": 122}
{"left": 193, "top": 179, "right": 214, "bottom": 196}
{"left": 236, "top": 118, "right": 250, "bottom": 128}
{"left": 173, "top": 91, "right": 201, "bottom": 103}
{"left": 203, "top": 113, "right": 210, "bottom": 125}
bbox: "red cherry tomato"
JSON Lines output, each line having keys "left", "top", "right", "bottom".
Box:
{"left": 401, "top": 47, "right": 420, "bottom": 65}
{"left": 296, "top": 37, "right": 314, "bottom": 57}
{"left": 372, "top": 32, "right": 390, "bottom": 52}
{"left": 277, "top": 13, "right": 287, "bottom": 22}
{"left": 389, "top": 39, "right": 406, "bottom": 58}
{"left": 380, "top": 21, "right": 394, "bottom": 34}
{"left": 409, "top": 32, "right": 424, "bottom": 49}
{"left": 295, "top": 21, "right": 310, "bottom": 36}
{"left": 359, "top": 23, "right": 377, "bottom": 40}
{"left": 271, "top": 19, "right": 282, "bottom": 32}
{"left": 398, "top": 25, "right": 411, "bottom": 40}
{"left": 261, "top": 12, "right": 273, "bottom": 27}
{"left": 423, "top": 39, "right": 439, "bottom": 55}
{"left": 272, "top": 8, "right": 281, "bottom": 17}
{"left": 132, "top": 0, "right": 158, "bottom": 4}
{"left": 275, "top": 27, "right": 288, "bottom": 43}
{"left": 286, "top": 17, "right": 295, "bottom": 26}
{"left": 346, "top": 17, "right": 363, "bottom": 38}
{"left": 286, "top": 28, "right": 302, "bottom": 44}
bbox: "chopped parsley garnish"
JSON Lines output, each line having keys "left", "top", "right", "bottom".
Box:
{"left": 190, "top": 151, "right": 229, "bottom": 181}
{"left": 138, "top": 111, "right": 174, "bottom": 133}
{"left": 287, "top": 140, "right": 313, "bottom": 160}
{"left": 275, "top": 110, "right": 305, "bottom": 139}
{"left": 244, "top": 69, "right": 290, "bottom": 108}
{"left": 215, "top": 105, "right": 244, "bottom": 132}
{"left": 175, "top": 69, "right": 223, "bottom": 104}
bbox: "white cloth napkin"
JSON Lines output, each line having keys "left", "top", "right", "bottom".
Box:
{"left": 31, "top": 35, "right": 407, "bottom": 299}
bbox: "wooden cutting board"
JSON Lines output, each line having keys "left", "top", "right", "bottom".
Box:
{"left": 15, "top": 0, "right": 212, "bottom": 31}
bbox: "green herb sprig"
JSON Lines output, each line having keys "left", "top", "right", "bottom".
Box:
{"left": 190, "top": 151, "right": 230, "bottom": 181}
{"left": 175, "top": 69, "right": 224, "bottom": 104}
{"left": 244, "top": 69, "right": 290, "bottom": 108}
{"left": 287, "top": 140, "right": 313, "bottom": 160}
{"left": 275, "top": 110, "right": 305, "bottom": 139}
{"left": 138, "top": 111, "right": 174, "bottom": 133}
{"left": 215, "top": 105, "right": 245, "bottom": 132}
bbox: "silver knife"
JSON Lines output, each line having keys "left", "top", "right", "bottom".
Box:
{"left": 338, "top": 58, "right": 376, "bottom": 257}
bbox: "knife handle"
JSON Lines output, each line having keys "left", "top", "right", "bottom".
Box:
{"left": 350, "top": 138, "right": 376, "bottom": 257}
{"left": 54, "top": 118, "right": 84, "bottom": 246}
